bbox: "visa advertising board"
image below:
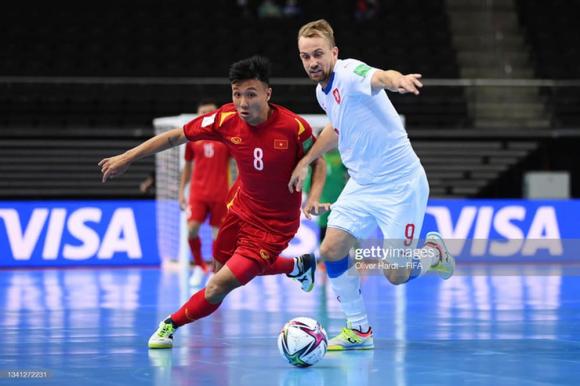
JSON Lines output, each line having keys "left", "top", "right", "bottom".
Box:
{"left": 0, "top": 201, "right": 159, "bottom": 267}
{"left": 1, "top": 200, "right": 579, "bottom": 267}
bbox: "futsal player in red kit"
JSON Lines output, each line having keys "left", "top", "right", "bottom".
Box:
{"left": 178, "top": 100, "right": 233, "bottom": 286}
{"left": 98, "top": 56, "right": 327, "bottom": 349}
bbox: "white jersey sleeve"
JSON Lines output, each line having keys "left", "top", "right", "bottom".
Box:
{"left": 313, "top": 58, "right": 420, "bottom": 185}
{"left": 337, "top": 58, "right": 378, "bottom": 96}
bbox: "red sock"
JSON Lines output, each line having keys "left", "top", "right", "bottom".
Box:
{"left": 188, "top": 237, "right": 206, "bottom": 269}
{"left": 260, "top": 256, "right": 294, "bottom": 276}
{"left": 171, "top": 288, "right": 221, "bottom": 327}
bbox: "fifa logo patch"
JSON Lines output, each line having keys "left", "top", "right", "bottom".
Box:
{"left": 333, "top": 88, "right": 341, "bottom": 104}
{"left": 259, "top": 249, "right": 270, "bottom": 260}
{"left": 274, "top": 139, "right": 288, "bottom": 150}
{"left": 230, "top": 136, "right": 242, "bottom": 144}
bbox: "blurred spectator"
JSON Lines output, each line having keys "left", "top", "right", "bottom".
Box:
{"left": 355, "top": 0, "right": 379, "bottom": 21}
{"left": 258, "top": 0, "right": 282, "bottom": 18}
{"left": 283, "top": 0, "right": 302, "bottom": 18}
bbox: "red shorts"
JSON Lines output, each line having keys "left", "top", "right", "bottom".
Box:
{"left": 214, "top": 211, "right": 292, "bottom": 285}
{"left": 187, "top": 199, "right": 227, "bottom": 227}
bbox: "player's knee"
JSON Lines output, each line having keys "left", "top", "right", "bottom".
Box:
{"left": 319, "top": 242, "right": 344, "bottom": 261}
{"left": 204, "top": 280, "right": 229, "bottom": 303}
{"left": 205, "top": 274, "right": 238, "bottom": 303}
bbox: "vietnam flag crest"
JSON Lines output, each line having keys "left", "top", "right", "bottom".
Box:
{"left": 274, "top": 139, "right": 288, "bottom": 149}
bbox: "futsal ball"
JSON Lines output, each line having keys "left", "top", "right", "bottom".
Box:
{"left": 277, "top": 317, "right": 328, "bottom": 367}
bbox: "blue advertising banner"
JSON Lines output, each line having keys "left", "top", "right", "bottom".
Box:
{"left": 0, "top": 201, "right": 160, "bottom": 267}
{"left": 2, "top": 199, "right": 579, "bottom": 267}
{"left": 422, "top": 199, "right": 580, "bottom": 262}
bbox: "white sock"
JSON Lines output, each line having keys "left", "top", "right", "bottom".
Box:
{"left": 329, "top": 268, "right": 369, "bottom": 332}
{"left": 289, "top": 257, "right": 300, "bottom": 276}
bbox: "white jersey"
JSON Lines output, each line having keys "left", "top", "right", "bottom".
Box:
{"left": 316, "top": 58, "right": 421, "bottom": 185}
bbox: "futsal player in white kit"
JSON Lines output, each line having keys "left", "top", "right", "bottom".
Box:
{"left": 289, "top": 19, "right": 456, "bottom": 350}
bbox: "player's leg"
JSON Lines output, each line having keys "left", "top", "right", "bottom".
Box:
{"left": 149, "top": 255, "right": 258, "bottom": 349}
{"left": 416, "top": 167, "right": 454, "bottom": 279}
{"left": 206, "top": 217, "right": 235, "bottom": 275}
{"left": 187, "top": 220, "right": 209, "bottom": 287}
{"left": 154, "top": 220, "right": 300, "bottom": 348}
{"left": 208, "top": 201, "right": 228, "bottom": 260}
{"left": 149, "top": 213, "right": 245, "bottom": 349}
{"left": 187, "top": 220, "right": 203, "bottom": 259}
{"left": 200, "top": 225, "right": 221, "bottom": 286}
{"left": 235, "top": 221, "right": 316, "bottom": 292}
{"left": 424, "top": 231, "right": 455, "bottom": 279}
{"left": 210, "top": 211, "right": 239, "bottom": 272}
{"left": 321, "top": 179, "right": 376, "bottom": 350}
{"left": 213, "top": 259, "right": 224, "bottom": 272}
{"left": 379, "top": 167, "right": 454, "bottom": 284}
{"left": 186, "top": 200, "right": 208, "bottom": 271}
{"left": 210, "top": 225, "right": 220, "bottom": 260}
{"left": 283, "top": 253, "right": 317, "bottom": 292}
{"left": 321, "top": 227, "right": 374, "bottom": 350}
{"left": 203, "top": 201, "right": 228, "bottom": 285}
{"left": 256, "top": 253, "right": 316, "bottom": 292}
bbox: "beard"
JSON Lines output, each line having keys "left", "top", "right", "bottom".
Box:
{"left": 308, "top": 68, "right": 330, "bottom": 84}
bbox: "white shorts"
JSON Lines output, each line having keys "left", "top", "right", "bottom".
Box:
{"left": 327, "top": 166, "right": 429, "bottom": 246}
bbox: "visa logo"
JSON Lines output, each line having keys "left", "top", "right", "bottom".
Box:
{"left": 426, "top": 205, "right": 563, "bottom": 256}
{"left": 0, "top": 208, "right": 143, "bottom": 260}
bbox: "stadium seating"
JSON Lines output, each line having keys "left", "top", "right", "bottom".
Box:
{"left": 2, "top": 0, "right": 576, "bottom": 198}
{"left": 0, "top": 0, "right": 467, "bottom": 131}
{"left": 517, "top": 0, "right": 580, "bottom": 127}
{"left": 413, "top": 139, "right": 539, "bottom": 197}
{"left": 0, "top": 137, "right": 154, "bottom": 198}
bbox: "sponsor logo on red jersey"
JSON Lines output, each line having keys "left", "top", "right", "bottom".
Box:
{"left": 230, "top": 136, "right": 242, "bottom": 144}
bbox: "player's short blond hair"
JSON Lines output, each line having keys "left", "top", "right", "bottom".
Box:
{"left": 298, "top": 19, "right": 336, "bottom": 47}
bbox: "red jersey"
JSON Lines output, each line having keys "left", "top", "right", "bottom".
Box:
{"left": 184, "top": 140, "right": 230, "bottom": 202}
{"left": 183, "top": 103, "right": 315, "bottom": 236}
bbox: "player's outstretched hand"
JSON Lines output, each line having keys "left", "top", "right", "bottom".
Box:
{"left": 396, "top": 73, "right": 423, "bottom": 95}
{"left": 303, "top": 201, "right": 331, "bottom": 220}
{"left": 98, "top": 154, "right": 131, "bottom": 183}
{"left": 288, "top": 161, "right": 309, "bottom": 193}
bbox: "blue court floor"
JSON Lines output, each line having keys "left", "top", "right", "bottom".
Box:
{"left": 1, "top": 265, "right": 580, "bottom": 386}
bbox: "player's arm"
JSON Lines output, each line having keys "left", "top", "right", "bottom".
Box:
{"left": 99, "top": 127, "right": 186, "bottom": 183}
{"left": 302, "top": 157, "right": 330, "bottom": 219}
{"left": 288, "top": 122, "right": 337, "bottom": 193}
{"left": 370, "top": 70, "right": 423, "bottom": 95}
{"left": 179, "top": 160, "right": 192, "bottom": 210}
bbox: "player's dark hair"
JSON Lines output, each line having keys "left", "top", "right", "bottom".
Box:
{"left": 197, "top": 98, "right": 217, "bottom": 108}
{"left": 228, "top": 55, "right": 271, "bottom": 86}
